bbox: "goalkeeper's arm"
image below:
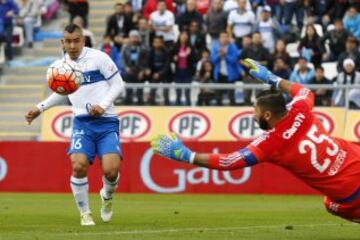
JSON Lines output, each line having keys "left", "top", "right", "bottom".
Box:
{"left": 151, "top": 134, "right": 258, "bottom": 170}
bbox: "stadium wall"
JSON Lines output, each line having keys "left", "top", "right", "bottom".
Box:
{"left": 40, "top": 107, "right": 360, "bottom": 142}
{"left": 0, "top": 141, "right": 318, "bottom": 194}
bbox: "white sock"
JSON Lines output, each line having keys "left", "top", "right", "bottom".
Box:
{"left": 101, "top": 174, "right": 120, "bottom": 200}
{"left": 70, "top": 176, "right": 90, "bottom": 214}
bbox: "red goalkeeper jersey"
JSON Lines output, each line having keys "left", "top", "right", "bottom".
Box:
{"left": 248, "top": 84, "right": 360, "bottom": 200}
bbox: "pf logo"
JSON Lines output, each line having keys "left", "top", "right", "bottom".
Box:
{"left": 118, "top": 110, "right": 151, "bottom": 141}
{"left": 168, "top": 110, "right": 210, "bottom": 140}
{"left": 228, "top": 111, "right": 263, "bottom": 140}
{"left": 313, "top": 111, "right": 335, "bottom": 134}
{"left": 354, "top": 121, "right": 360, "bottom": 141}
{"left": 51, "top": 110, "right": 73, "bottom": 140}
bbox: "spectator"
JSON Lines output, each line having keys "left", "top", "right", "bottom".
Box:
{"left": 189, "top": 20, "right": 206, "bottom": 62}
{"left": 122, "top": 30, "right": 148, "bottom": 105}
{"left": 310, "top": 66, "right": 332, "bottom": 106}
{"left": 99, "top": 35, "right": 119, "bottom": 65}
{"left": 298, "top": 24, "right": 325, "bottom": 66}
{"left": 99, "top": 35, "right": 125, "bottom": 77}
{"left": 106, "top": 3, "right": 133, "bottom": 50}
{"left": 211, "top": 32, "right": 240, "bottom": 106}
{"left": 337, "top": 36, "right": 360, "bottom": 72}
{"left": 289, "top": 57, "right": 315, "bottom": 84}
{"left": 149, "top": 0, "right": 176, "bottom": 49}
{"left": 306, "top": 0, "right": 336, "bottom": 29}
{"left": 138, "top": 17, "right": 153, "bottom": 48}
{"left": 255, "top": 5, "right": 281, "bottom": 53}
{"left": 321, "top": 19, "right": 349, "bottom": 62}
{"left": 66, "top": 0, "right": 89, "bottom": 28}
{"left": 197, "top": 61, "right": 215, "bottom": 106}
{"left": 174, "top": 0, "right": 186, "bottom": 16}
{"left": 18, "top": 0, "right": 43, "bottom": 48}
{"left": 239, "top": 32, "right": 272, "bottom": 68}
{"left": 273, "top": 39, "right": 291, "bottom": 64}
{"left": 343, "top": 6, "right": 360, "bottom": 40}
{"left": 227, "top": 0, "right": 255, "bottom": 48}
{"left": 195, "top": 48, "right": 210, "bottom": 78}
{"left": 125, "top": 2, "right": 140, "bottom": 31}
{"left": 273, "top": 57, "right": 291, "bottom": 80}
{"left": 332, "top": 58, "right": 360, "bottom": 109}
{"left": 173, "top": 31, "right": 196, "bottom": 106}
{"left": 205, "top": 0, "right": 227, "bottom": 46}
{"left": 223, "top": 0, "right": 251, "bottom": 13}
{"left": 143, "top": 0, "right": 175, "bottom": 19}
{"left": 0, "top": 0, "right": 19, "bottom": 61}
{"left": 131, "top": 0, "right": 145, "bottom": 13}
{"left": 176, "top": 0, "right": 203, "bottom": 32}
{"left": 283, "top": 0, "right": 304, "bottom": 31}
{"left": 146, "top": 36, "right": 172, "bottom": 105}
{"left": 72, "top": 15, "right": 95, "bottom": 48}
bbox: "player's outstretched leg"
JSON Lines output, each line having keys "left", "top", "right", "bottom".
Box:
{"left": 100, "top": 173, "right": 120, "bottom": 223}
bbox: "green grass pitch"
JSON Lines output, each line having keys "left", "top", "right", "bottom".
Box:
{"left": 0, "top": 193, "right": 358, "bottom": 240}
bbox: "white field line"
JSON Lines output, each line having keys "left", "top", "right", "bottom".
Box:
{"left": 52, "top": 223, "right": 357, "bottom": 236}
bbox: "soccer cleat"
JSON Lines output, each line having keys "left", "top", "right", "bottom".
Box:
{"left": 100, "top": 189, "right": 113, "bottom": 223}
{"left": 80, "top": 211, "right": 95, "bottom": 226}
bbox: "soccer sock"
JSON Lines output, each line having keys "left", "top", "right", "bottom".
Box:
{"left": 101, "top": 173, "right": 120, "bottom": 200}
{"left": 70, "top": 176, "right": 90, "bottom": 214}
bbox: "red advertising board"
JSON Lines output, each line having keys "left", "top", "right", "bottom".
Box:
{"left": 0, "top": 141, "right": 318, "bottom": 195}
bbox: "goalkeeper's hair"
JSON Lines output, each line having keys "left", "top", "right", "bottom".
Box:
{"left": 256, "top": 89, "right": 287, "bottom": 117}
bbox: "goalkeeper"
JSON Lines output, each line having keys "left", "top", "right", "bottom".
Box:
{"left": 151, "top": 58, "right": 360, "bottom": 223}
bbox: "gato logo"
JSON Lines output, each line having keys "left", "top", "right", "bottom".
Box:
{"left": 118, "top": 110, "right": 151, "bottom": 141}
{"left": 141, "top": 148, "right": 251, "bottom": 193}
{"left": 228, "top": 111, "right": 263, "bottom": 140}
{"left": 168, "top": 111, "right": 210, "bottom": 140}
{"left": 314, "top": 111, "right": 335, "bottom": 134}
{"left": 51, "top": 110, "right": 73, "bottom": 140}
{"left": 0, "top": 157, "right": 8, "bottom": 182}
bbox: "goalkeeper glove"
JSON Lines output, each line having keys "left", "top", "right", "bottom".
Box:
{"left": 242, "top": 58, "right": 282, "bottom": 88}
{"left": 151, "top": 133, "right": 194, "bottom": 163}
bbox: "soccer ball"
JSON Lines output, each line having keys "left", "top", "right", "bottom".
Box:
{"left": 47, "top": 59, "right": 83, "bottom": 95}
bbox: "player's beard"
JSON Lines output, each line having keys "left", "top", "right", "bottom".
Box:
{"left": 258, "top": 116, "right": 271, "bottom": 130}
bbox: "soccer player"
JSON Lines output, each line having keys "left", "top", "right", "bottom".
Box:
{"left": 24, "top": 23, "right": 125, "bottom": 226}
{"left": 151, "top": 58, "right": 360, "bottom": 223}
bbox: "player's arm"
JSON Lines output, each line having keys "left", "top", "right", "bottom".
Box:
{"left": 25, "top": 93, "right": 68, "bottom": 125}
{"left": 151, "top": 134, "right": 258, "bottom": 170}
{"left": 242, "top": 58, "right": 314, "bottom": 109}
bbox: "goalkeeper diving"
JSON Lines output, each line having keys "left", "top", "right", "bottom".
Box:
{"left": 151, "top": 58, "right": 360, "bottom": 223}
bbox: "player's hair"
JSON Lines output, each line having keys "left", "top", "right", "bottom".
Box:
{"left": 64, "top": 23, "right": 83, "bottom": 35}
{"left": 256, "top": 89, "right": 287, "bottom": 117}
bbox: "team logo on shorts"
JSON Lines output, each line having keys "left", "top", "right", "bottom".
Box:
{"left": 51, "top": 110, "right": 73, "bottom": 140}
{"left": 168, "top": 110, "right": 210, "bottom": 140}
{"left": 118, "top": 110, "right": 151, "bottom": 141}
{"left": 228, "top": 111, "right": 263, "bottom": 140}
{"left": 313, "top": 111, "right": 335, "bottom": 134}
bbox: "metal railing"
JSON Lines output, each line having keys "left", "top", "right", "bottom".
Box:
{"left": 124, "top": 82, "right": 360, "bottom": 110}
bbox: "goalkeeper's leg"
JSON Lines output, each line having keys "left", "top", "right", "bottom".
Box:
{"left": 324, "top": 195, "right": 360, "bottom": 223}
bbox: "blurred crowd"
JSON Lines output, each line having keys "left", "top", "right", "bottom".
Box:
{"left": 2, "top": 0, "right": 360, "bottom": 108}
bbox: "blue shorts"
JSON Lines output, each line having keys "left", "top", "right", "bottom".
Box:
{"left": 67, "top": 115, "right": 122, "bottom": 164}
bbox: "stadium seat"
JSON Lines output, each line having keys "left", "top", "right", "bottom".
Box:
{"left": 286, "top": 42, "right": 300, "bottom": 58}
{"left": 322, "top": 62, "right": 338, "bottom": 80}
